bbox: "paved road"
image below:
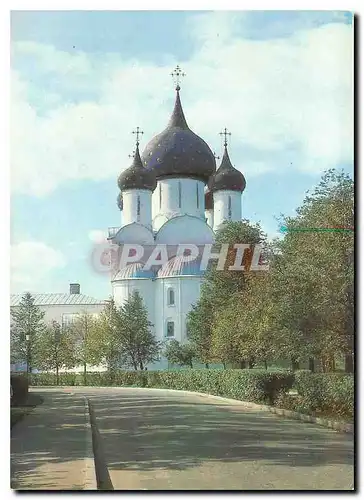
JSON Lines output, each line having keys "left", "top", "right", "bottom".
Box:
{"left": 69, "top": 386, "right": 354, "bottom": 491}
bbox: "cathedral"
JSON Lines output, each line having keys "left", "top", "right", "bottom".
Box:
{"left": 108, "top": 67, "right": 246, "bottom": 369}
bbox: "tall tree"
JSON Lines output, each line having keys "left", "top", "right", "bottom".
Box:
{"left": 119, "top": 291, "right": 161, "bottom": 370}
{"left": 70, "top": 311, "right": 98, "bottom": 384}
{"left": 11, "top": 292, "right": 46, "bottom": 372}
{"left": 34, "top": 321, "right": 77, "bottom": 384}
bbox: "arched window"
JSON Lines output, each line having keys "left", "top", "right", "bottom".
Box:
{"left": 137, "top": 195, "right": 141, "bottom": 221}
{"left": 166, "top": 321, "right": 175, "bottom": 338}
{"left": 228, "top": 195, "right": 232, "bottom": 220}
{"left": 178, "top": 181, "right": 182, "bottom": 208}
{"left": 167, "top": 288, "right": 175, "bottom": 306}
{"left": 196, "top": 182, "right": 199, "bottom": 208}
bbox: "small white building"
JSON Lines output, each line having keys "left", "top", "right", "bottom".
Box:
{"left": 10, "top": 283, "right": 106, "bottom": 372}
{"left": 109, "top": 76, "right": 246, "bottom": 369}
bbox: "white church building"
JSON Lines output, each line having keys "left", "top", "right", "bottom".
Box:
{"left": 108, "top": 68, "right": 246, "bottom": 369}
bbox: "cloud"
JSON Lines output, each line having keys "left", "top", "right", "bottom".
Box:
{"left": 88, "top": 229, "right": 108, "bottom": 243}
{"left": 11, "top": 241, "right": 66, "bottom": 292}
{"left": 11, "top": 13, "right": 353, "bottom": 196}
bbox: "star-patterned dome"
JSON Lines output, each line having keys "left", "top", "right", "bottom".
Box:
{"left": 118, "top": 144, "right": 157, "bottom": 192}
{"left": 209, "top": 144, "right": 246, "bottom": 193}
{"left": 141, "top": 87, "right": 216, "bottom": 183}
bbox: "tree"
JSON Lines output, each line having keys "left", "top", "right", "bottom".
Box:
{"left": 118, "top": 291, "right": 161, "bottom": 370}
{"left": 11, "top": 292, "right": 46, "bottom": 372}
{"left": 70, "top": 311, "right": 99, "bottom": 384}
{"left": 34, "top": 321, "right": 77, "bottom": 384}
{"left": 164, "top": 339, "right": 195, "bottom": 368}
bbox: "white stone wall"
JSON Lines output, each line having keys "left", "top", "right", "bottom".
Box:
{"left": 205, "top": 208, "right": 214, "bottom": 229}
{"left": 213, "top": 190, "right": 242, "bottom": 230}
{"left": 121, "top": 189, "right": 152, "bottom": 228}
{"left": 152, "top": 178, "right": 205, "bottom": 230}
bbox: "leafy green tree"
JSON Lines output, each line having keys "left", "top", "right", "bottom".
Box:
{"left": 11, "top": 292, "right": 46, "bottom": 372}
{"left": 164, "top": 339, "right": 195, "bottom": 368}
{"left": 70, "top": 311, "right": 99, "bottom": 384}
{"left": 34, "top": 320, "right": 77, "bottom": 384}
{"left": 119, "top": 291, "right": 161, "bottom": 370}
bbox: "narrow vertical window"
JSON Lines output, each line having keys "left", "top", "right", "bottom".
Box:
{"left": 159, "top": 183, "right": 162, "bottom": 209}
{"left": 228, "top": 195, "right": 232, "bottom": 220}
{"left": 178, "top": 181, "right": 182, "bottom": 208}
{"left": 168, "top": 288, "right": 175, "bottom": 306}
{"left": 196, "top": 182, "right": 199, "bottom": 208}
{"left": 166, "top": 321, "right": 175, "bottom": 338}
{"left": 137, "top": 195, "right": 141, "bottom": 221}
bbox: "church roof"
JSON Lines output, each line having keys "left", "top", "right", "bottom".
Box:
{"left": 157, "top": 256, "right": 204, "bottom": 278}
{"left": 10, "top": 293, "right": 104, "bottom": 307}
{"left": 141, "top": 88, "right": 216, "bottom": 183}
{"left": 209, "top": 144, "right": 246, "bottom": 193}
{"left": 112, "top": 262, "right": 156, "bottom": 280}
{"left": 118, "top": 144, "right": 157, "bottom": 192}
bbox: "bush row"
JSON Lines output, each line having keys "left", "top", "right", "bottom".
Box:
{"left": 11, "top": 373, "right": 29, "bottom": 406}
{"left": 30, "top": 369, "right": 294, "bottom": 405}
{"left": 292, "top": 370, "right": 354, "bottom": 418}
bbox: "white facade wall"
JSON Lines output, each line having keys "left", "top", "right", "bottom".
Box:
{"left": 112, "top": 278, "right": 155, "bottom": 331}
{"left": 213, "top": 190, "right": 242, "bottom": 231}
{"left": 205, "top": 209, "right": 214, "bottom": 229}
{"left": 122, "top": 189, "right": 152, "bottom": 228}
{"left": 152, "top": 178, "right": 205, "bottom": 230}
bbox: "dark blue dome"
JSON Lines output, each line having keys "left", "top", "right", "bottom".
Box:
{"left": 118, "top": 144, "right": 156, "bottom": 192}
{"left": 141, "top": 89, "right": 216, "bottom": 183}
{"left": 209, "top": 145, "right": 246, "bottom": 193}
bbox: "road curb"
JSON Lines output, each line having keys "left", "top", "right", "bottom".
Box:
{"left": 83, "top": 396, "right": 97, "bottom": 490}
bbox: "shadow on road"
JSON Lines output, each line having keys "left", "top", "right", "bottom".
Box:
{"left": 89, "top": 390, "right": 354, "bottom": 473}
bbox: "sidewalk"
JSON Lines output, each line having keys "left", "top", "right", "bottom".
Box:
{"left": 10, "top": 390, "right": 96, "bottom": 490}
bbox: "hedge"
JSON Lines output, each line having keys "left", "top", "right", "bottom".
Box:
{"left": 293, "top": 370, "right": 354, "bottom": 418}
{"left": 30, "top": 369, "right": 294, "bottom": 405}
{"left": 11, "top": 373, "right": 29, "bottom": 406}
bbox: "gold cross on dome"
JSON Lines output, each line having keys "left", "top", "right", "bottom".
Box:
{"left": 219, "top": 127, "right": 232, "bottom": 148}
{"left": 171, "top": 65, "right": 186, "bottom": 90}
{"left": 132, "top": 126, "right": 144, "bottom": 146}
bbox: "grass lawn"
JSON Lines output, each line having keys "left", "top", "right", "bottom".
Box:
{"left": 11, "top": 393, "right": 44, "bottom": 430}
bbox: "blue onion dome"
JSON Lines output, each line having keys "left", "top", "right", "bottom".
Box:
{"left": 157, "top": 255, "right": 205, "bottom": 278}
{"left": 209, "top": 144, "right": 246, "bottom": 193}
{"left": 112, "top": 262, "right": 156, "bottom": 280}
{"left": 141, "top": 88, "right": 216, "bottom": 183}
{"left": 117, "top": 192, "right": 123, "bottom": 211}
{"left": 118, "top": 144, "right": 156, "bottom": 192}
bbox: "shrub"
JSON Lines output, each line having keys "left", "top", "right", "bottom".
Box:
{"left": 29, "top": 369, "right": 294, "bottom": 405}
{"left": 294, "top": 371, "right": 354, "bottom": 418}
{"left": 11, "top": 374, "right": 29, "bottom": 405}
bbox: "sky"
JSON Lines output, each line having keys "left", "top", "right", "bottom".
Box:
{"left": 10, "top": 10, "right": 354, "bottom": 299}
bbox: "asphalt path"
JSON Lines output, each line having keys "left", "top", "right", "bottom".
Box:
{"left": 59, "top": 386, "right": 354, "bottom": 491}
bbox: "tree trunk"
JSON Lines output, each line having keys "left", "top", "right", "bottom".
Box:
{"left": 239, "top": 360, "right": 246, "bottom": 369}
{"left": 83, "top": 362, "right": 87, "bottom": 385}
{"left": 139, "top": 362, "right": 144, "bottom": 370}
{"left": 56, "top": 365, "right": 59, "bottom": 386}
{"left": 223, "top": 362, "right": 226, "bottom": 370}
{"left": 345, "top": 354, "right": 354, "bottom": 373}
{"left": 205, "top": 363, "right": 209, "bottom": 369}
{"left": 308, "top": 358, "right": 315, "bottom": 372}
{"left": 264, "top": 360, "right": 268, "bottom": 370}
{"left": 248, "top": 358, "right": 255, "bottom": 369}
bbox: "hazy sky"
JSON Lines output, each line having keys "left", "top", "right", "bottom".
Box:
{"left": 10, "top": 10, "right": 353, "bottom": 298}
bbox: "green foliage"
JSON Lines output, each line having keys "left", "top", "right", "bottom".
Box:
{"left": 11, "top": 292, "right": 46, "bottom": 368}
{"left": 33, "top": 321, "right": 77, "bottom": 372}
{"left": 293, "top": 370, "right": 354, "bottom": 418}
{"left": 164, "top": 340, "right": 195, "bottom": 368}
{"left": 118, "top": 291, "right": 162, "bottom": 370}
{"left": 30, "top": 369, "right": 293, "bottom": 405}
{"left": 10, "top": 374, "right": 29, "bottom": 405}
